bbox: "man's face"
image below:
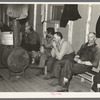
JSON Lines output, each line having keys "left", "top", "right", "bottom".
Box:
{"left": 25, "top": 26, "right": 30, "bottom": 33}
{"left": 53, "top": 34, "right": 60, "bottom": 43}
{"left": 88, "top": 33, "right": 96, "bottom": 43}
{"left": 47, "top": 33, "right": 53, "bottom": 38}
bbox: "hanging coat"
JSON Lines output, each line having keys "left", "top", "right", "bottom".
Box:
{"left": 60, "top": 4, "right": 81, "bottom": 27}
{"left": 96, "top": 16, "right": 100, "bottom": 38}
{"left": 7, "top": 4, "right": 29, "bottom": 20}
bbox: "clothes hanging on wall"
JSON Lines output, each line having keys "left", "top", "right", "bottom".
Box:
{"left": 7, "top": 4, "right": 29, "bottom": 20}
{"left": 41, "top": 4, "right": 46, "bottom": 24}
{"left": 60, "top": 4, "right": 81, "bottom": 27}
{"left": 96, "top": 16, "right": 100, "bottom": 38}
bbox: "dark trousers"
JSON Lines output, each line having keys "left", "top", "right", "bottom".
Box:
{"left": 60, "top": 60, "right": 92, "bottom": 89}
{"left": 91, "top": 71, "right": 100, "bottom": 92}
{"left": 38, "top": 53, "right": 51, "bottom": 68}
{"left": 46, "top": 52, "right": 75, "bottom": 77}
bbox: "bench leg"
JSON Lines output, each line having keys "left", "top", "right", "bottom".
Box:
{"left": 97, "top": 84, "right": 100, "bottom": 92}
{"left": 81, "top": 77, "right": 85, "bottom": 82}
{"left": 44, "top": 66, "right": 47, "bottom": 75}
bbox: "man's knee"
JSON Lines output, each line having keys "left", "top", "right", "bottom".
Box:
{"left": 54, "top": 61, "right": 60, "bottom": 66}
{"left": 65, "top": 60, "right": 71, "bottom": 66}
{"left": 46, "top": 57, "right": 56, "bottom": 72}
{"left": 41, "top": 54, "right": 47, "bottom": 60}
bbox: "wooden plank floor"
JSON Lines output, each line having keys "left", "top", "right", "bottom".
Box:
{"left": 0, "top": 64, "right": 91, "bottom": 92}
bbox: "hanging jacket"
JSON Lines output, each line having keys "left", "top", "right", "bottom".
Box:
{"left": 60, "top": 4, "right": 81, "bottom": 27}
{"left": 7, "top": 4, "right": 29, "bottom": 20}
{"left": 96, "top": 16, "right": 100, "bottom": 38}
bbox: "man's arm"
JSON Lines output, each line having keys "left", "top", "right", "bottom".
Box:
{"left": 51, "top": 48, "right": 56, "bottom": 57}
{"left": 53, "top": 41, "right": 68, "bottom": 60}
{"left": 77, "top": 59, "right": 93, "bottom": 66}
{"left": 77, "top": 47, "right": 100, "bottom": 67}
{"left": 43, "top": 39, "right": 52, "bottom": 49}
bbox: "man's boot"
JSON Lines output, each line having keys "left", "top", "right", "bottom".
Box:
{"left": 35, "top": 68, "right": 44, "bottom": 76}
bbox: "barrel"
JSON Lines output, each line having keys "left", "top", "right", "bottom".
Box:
{"left": 0, "top": 45, "right": 29, "bottom": 73}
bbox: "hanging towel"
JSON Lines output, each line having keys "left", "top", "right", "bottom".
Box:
{"left": 7, "top": 4, "right": 29, "bottom": 20}
{"left": 96, "top": 16, "right": 100, "bottom": 38}
{"left": 41, "top": 4, "right": 46, "bottom": 24}
{"left": 60, "top": 4, "right": 81, "bottom": 27}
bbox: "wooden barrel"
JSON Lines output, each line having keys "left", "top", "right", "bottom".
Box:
{"left": 0, "top": 45, "right": 29, "bottom": 73}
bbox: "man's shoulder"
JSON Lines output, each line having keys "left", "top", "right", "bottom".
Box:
{"left": 63, "top": 40, "right": 72, "bottom": 46}
{"left": 62, "top": 40, "right": 73, "bottom": 48}
{"left": 80, "top": 42, "right": 88, "bottom": 48}
{"left": 94, "top": 45, "right": 100, "bottom": 51}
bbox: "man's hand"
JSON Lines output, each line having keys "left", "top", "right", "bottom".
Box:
{"left": 77, "top": 59, "right": 85, "bottom": 64}
{"left": 52, "top": 41, "right": 57, "bottom": 48}
{"left": 74, "top": 55, "right": 80, "bottom": 62}
{"left": 40, "top": 46, "right": 45, "bottom": 53}
{"left": 77, "top": 59, "right": 83, "bottom": 64}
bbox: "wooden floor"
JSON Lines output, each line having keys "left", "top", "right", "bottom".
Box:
{"left": 0, "top": 64, "right": 91, "bottom": 92}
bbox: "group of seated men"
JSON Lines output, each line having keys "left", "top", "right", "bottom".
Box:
{"left": 40, "top": 28, "right": 100, "bottom": 92}
{"left": 22, "top": 24, "right": 100, "bottom": 92}
{"left": 0, "top": 21, "right": 100, "bottom": 92}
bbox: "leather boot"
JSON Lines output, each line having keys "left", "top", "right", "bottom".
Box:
{"left": 35, "top": 68, "right": 44, "bottom": 76}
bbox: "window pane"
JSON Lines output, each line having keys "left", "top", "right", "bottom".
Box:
{"left": 52, "top": 5, "right": 63, "bottom": 21}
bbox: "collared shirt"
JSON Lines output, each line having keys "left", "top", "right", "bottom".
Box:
{"left": 23, "top": 31, "right": 40, "bottom": 45}
{"left": 51, "top": 39, "right": 74, "bottom": 59}
{"left": 77, "top": 42, "right": 100, "bottom": 68}
{"left": 57, "top": 39, "right": 74, "bottom": 54}
{"left": 21, "top": 30, "right": 40, "bottom": 51}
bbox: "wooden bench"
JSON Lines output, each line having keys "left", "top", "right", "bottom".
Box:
{"left": 78, "top": 66, "right": 100, "bottom": 91}
{"left": 78, "top": 71, "right": 97, "bottom": 85}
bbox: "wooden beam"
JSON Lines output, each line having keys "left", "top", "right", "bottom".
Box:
{"left": 68, "top": 21, "right": 73, "bottom": 44}
{"left": 43, "top": 4, "right": 48, "bottom": 32}
{"left": 13, "top": 19, "right": 20, "bottom": 47}
{"left": 85, "top": 4, "right": 92, "bottom": 43}
{"left": 33, "top": 4, "right": 37, "bottom": 31}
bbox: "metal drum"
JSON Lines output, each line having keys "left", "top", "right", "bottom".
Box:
{"left": 0, "top": 45, "right": 29, "bottom": 73}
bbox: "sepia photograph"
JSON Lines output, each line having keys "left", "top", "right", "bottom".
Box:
{"left": 0, "top": 1, "right": 100, "bottom": 98}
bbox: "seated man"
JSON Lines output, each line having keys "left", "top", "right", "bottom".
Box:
{"left": 21, "top": 25, "right": 40, "bottom": 64}
{"left": 91, "top": 71, "right": 100, "bottom": 92}
{"left": 44, "top": 32, "right": 75, "bottom": 86}
{"left": 35, "top": 27, "right": 55, "bottom": 76}
{"left": 57, "top": 32, "right": 100, "bottom": 92}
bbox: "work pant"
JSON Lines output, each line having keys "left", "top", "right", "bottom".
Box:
{"left": 91, "top": 71, "right": 100, "bottom": 92}
{"left": 60, "top": 60, "right": 92, "bottom": 89}
{"left": 38, "top": 53, "right": 51, "bottom": 68}
{"left": 46, "top": 52, "right": 75, "bottom": 77}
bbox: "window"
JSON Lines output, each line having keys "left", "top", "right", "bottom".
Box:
{"left": 50, "top": 4, "right": 64, "bottom": 21}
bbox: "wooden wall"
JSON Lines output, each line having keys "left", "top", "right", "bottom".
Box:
{"left": 36, "top": 4, "right": 43, "bottom": 42}
{"left": 0, "top": 4, "right": 100, "bottom": 50}
{"left": 89, "top": 5, "right": 100, "bottom": 48}
{"left": 45, "top": 4, "right": 100, "bottom": 52}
